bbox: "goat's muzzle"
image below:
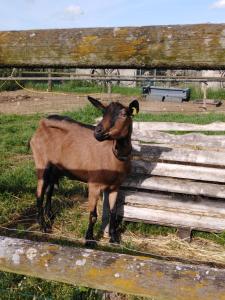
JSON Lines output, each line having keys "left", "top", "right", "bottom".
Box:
{"left": 94, "top": 124, "right": 109, "bottom": 141}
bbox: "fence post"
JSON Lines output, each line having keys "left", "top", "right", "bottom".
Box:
{"left": 107, "top": 81, "right": 112, "bottom": 94}
{"left": 47, "top": 68, "right": 52, "bottom": 92}
{"left": 201, "top": 81, "right": 208, "bottom": 110}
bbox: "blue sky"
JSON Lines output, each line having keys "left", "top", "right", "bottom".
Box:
{"left": 0, "top": 0, "right": 225, "bottom": 31}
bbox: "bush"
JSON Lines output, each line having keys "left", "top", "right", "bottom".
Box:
{"left": 0, "top": 68, "right": 21, "bottom": 91}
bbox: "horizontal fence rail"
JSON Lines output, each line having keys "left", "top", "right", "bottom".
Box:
{"left": 1, "top": 236, "right": 225, "bottom": 300}
{"left": 1, "top": 76, "right": 225, "bottom": 83}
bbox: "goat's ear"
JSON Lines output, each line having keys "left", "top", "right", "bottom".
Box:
{"left": 128, "top": 100, "right": 139, "bottom": 116}
{"left": 87, "top": 96, "right": 105, "bottom": 112}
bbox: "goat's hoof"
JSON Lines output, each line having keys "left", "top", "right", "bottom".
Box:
{"left": 109, "top": 236, "right": 119, "bottom": 244}
{"left": 45, "top": 226, "right": 53, "bottom": 233}
{"left": 40, "top": 222, "right": 52, "bottom": 234}
{"left": 85, "top": 239, "right": 97, "bottom": 248}
{"left": 47, "top": 211, "right": 55, "bottom": 222}
{"left": 40, "top": 224, "right": 47, "bottom": 233}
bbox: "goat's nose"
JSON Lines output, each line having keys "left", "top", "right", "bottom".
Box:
{"left": 96, "top": 124, "right": 103, "bottom": 133}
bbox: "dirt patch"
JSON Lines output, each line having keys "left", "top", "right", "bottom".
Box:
{"left": 0, "top": 90, "right": 86, "bottom": 115}
{"left": 0, "top": 89, "right": 225, "bottom": 114}
{"left": 0, "top": 90, "right": 137, "bottom": 115}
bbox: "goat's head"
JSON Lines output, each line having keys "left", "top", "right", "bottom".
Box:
{"left": 88, "top": 96, "right": 139, "bottom": 141}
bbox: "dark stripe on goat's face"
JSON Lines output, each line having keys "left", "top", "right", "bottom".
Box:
{"left": 94, "top": 102, "right": 132, "bottom": 141}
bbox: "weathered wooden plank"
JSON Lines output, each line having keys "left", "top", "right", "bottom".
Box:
{"left": 133, "top": 121, "right": 225, "bottom": 132}
{"left": 0, "top": 24, "right": 225, "bottom": 69}
{"left": 119, "top": 191, "right": 225, "bottom": 217}
{"left": 121, "top": 205, "right": 225, "bottom": 232}
{"left": 132, "top": 143, "right": 225, "bottom": 166}
{"left": 132, "top": 160, "right": 225, "bottom": 183}
{"left": 1, "top": 236, "right": 225, "bottom": 300}
{"left": 122, "top": 175, "right": 225, "bottom": 199}
{"left": 118, "top": 192, "right": 225, "bottom": 232}
{"left": 132, "top": 130, "right": 225, "bottom": 149}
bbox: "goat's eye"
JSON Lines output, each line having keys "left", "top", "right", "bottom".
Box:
{"left": 119, "top": 110, "right": 127, "bottom": 118}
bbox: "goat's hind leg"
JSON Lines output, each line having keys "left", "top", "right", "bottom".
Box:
{"left": 36, "top": 169, "right": 48, "bottom": 232}
{"left": 85, "top": 184, "right": 100, "bottom": 245}
{"left": 44, "top": 166, "right": 59, "bottom": 231}
{"left": 36, "top": 165, "right": 53, "bottom": 232}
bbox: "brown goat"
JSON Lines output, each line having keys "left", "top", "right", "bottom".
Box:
{"left": 30, "top": 96, "right": 139, "bottom": 243}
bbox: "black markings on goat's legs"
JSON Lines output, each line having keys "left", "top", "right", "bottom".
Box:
{"left": 44, "top": 183, "right": 54, "bottom": 230}
{"left": 109, "top": 210, "right": 118, "bottom": 243}
{"left": 85, "top": 206, "right": 97, "bottom": 241}
{"left": 109, "top": 191, "right": 119, "bottom": 243}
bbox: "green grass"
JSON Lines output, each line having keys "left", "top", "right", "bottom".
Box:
{"left": 207, "top": 87, "right": 225, "bottom": 100}
{"left": 125, "top": 222, "right": 176, "bottom": 236}
{"left": 135, "top": 112, "right": 225, "bottom": 124}
{"left": 24, "top": 81, "right": 141, "bottom": 96}
{"left": 111, "top": 85, "right": 140, "bottom": 96}
{"left": 1, "top": 105, "right": 225, "bottom": 299}
{"left": 0, "top": 272, "right": 111, "bottom": 300}
{"left": 0, "top": 81, "right": 19, "bottom": 92}
{"left": 188, "top": 85, "right": 225, "bottom": 100}
{"left": 189, "top": 85, "right": 203, "bottom": 100}
{"left": 25, "top": 81, "right": 105, "bottom": 94}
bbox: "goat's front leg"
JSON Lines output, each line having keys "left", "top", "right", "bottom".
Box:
{"left": 108, "top": 190, "right": 119, "bottom": 243}
{"left": 36, "top": 173, "right": 48, "bottom": 232}
{"left": 85, "top": 184, "right": 100, "bottom": 243}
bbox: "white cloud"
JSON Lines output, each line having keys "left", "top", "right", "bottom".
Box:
{"left": 211, "top": 0, "right": 225, "bottom": 8}
{"left": 56, "top": 4, "right": 84, "bottom": 21}
{"left": 64, "top": 5, "right": 83, "bottom": 16}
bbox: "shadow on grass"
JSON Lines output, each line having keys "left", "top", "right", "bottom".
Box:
{"left": 0, "top": 196, "right": 87, "bottom": 248}
{"left": 0, "top": 180, "right": 89, "bottom": 245}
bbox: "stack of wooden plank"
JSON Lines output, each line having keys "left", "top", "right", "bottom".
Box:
{"left": 118, "top": 122, "right": 225, "bottom": 238}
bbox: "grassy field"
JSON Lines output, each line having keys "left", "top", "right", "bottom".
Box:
{"left": 1, "top": 105, "right": 225, "bottom": 299}
{"left": 24, "top": 81, "right": 141, "bottom": 96}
